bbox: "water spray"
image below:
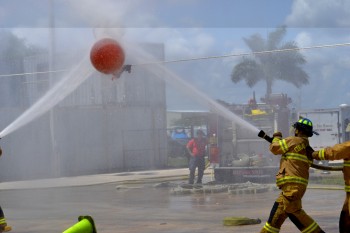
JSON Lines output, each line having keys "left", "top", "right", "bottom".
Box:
{"left": 0, "top": 56, "right": 95, "bottom": 138}
{"left": 257, "top": 130, "right": 343, "bottom": 171}
{"left": 0, "top": 37, "right": 130, "bottom": 139}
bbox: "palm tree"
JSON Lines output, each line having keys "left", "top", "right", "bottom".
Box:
{"left": 231, "top": 26, "right": 309, "bottom": 100}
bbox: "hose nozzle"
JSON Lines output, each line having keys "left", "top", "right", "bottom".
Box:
{"left": 258, "top": 130, "right": 273, "bottom": 143}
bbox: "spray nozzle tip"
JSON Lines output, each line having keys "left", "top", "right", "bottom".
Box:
{"left": 258, "top": 130, "right": 273, "bottom": 143}
{"left": 257, "top": 130, "right": 266, "bottom": 138}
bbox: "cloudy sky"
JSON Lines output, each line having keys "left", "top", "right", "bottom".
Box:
{"left": 1, "top": 0, "right": 350, "bottom": 110}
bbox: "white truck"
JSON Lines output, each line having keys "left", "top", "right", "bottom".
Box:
{"left": 298, "top": 104, "right": 350, "bottom": 164}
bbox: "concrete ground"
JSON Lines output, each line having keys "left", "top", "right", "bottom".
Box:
{"left": 0, "top": 168, "right": 345, "bottom": 233}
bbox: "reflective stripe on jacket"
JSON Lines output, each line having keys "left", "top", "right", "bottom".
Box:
{"left": 270, "top": 136, "right": 312, "bottom": 188}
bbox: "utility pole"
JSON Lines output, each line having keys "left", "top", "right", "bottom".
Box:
{"left": 49, "top": 0, "right": 60, "bottom": 177}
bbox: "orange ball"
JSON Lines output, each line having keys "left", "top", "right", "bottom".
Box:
{"left": 90, "top": 38, "right": 125, "bottom": 74}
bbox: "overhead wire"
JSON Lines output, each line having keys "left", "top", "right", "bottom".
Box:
{"left": 134, "top": 42, "right": 350, "bottom": 66}
{"left": 0, "top": 69, "right": 68, "bottom": 78}
{"left": 0, "top": 41, "right": 350, "bottom": 78}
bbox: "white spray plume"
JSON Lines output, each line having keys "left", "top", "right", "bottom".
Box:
{"left": 0, "top": 56, "right": 95, "bottom": 138}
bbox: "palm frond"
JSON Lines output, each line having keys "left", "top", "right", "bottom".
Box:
{"left": 267, "top": 26, "right": 286, "bottom": 50}
{"left": 231, "top": 58, "right": 263, "bottom": 88}
{"left": 278, "top": 41, "right": 306, "bottom": 65}
{"left": 274, "top": 62, "right": 309, "bottom": 87}
{"left": 243, "top": 34, "right": 265, "bottom": 52}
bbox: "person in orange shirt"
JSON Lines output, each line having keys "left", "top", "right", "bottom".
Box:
{"left": 311, "top": 141, "right": 350, "bottom": 233}
{"left": 186, "top": 129, "right": 207, "bottom": 185}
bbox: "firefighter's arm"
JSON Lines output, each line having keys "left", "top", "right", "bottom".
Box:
{"left": 272, "top": 132, "right": 282, "bottom": 140}
{"left": 313, "top": 142, "right": 350, "bottom": 160}
{"left": 269, "top": 132, "right": 285, "bottom": 155}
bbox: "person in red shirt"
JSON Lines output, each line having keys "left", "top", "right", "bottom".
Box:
{"left": 186, "top": 129, "right": 207, "bottom": 185}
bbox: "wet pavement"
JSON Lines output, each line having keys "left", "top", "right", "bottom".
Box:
{"left": 0, "top": 169, "right": 345, "bottom": 233}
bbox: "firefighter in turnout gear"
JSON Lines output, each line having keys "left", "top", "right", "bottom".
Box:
{"left": 311, "top": 141, "right": 350, "bottom": 233}
{"left": 261, "top": 118, "right": 325, "bottom": 233}
{"left": 0, "top": 146, "right": 11, "bottom": 232}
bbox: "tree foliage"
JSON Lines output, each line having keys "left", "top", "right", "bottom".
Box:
{"left": 231, "top": 26, "right": 309, "bottom": 99}
{"left": 0, "top": 29, "right": 45, "bottom": 61}
{"left": 0, "top": 29, "right": 46, "bottom": 107}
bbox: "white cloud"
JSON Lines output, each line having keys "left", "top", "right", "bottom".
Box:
{"left": 295, "top": 32, "right": 312, "bottom": 47}
{"left": 12, "top": 28, "right": 48, "bottom": 47}
{"left": 67, "top": 0, "right": 130, "bottom": 27}
{"left": 286, "top": 0, "right": 350, "bottom": 27}
{"left": 12, "top": 28, "right": 94, "bottom": 52}
{"left": 168, "top": 31, "right": 214, "bottom": 58}
{"left": 65, "top": 1, "right": 218, "bottom": 60}
{"left": 293, "top": 31, "right": 325, "bottom": 64}
{"left": 67, "top": 0, "right": 163, "bottom": 29}
{"left": 124, "top": 28, "right": 216, "bottom": 60}
{"left": 194, "top": 32, "right": 214, "bottom": 52}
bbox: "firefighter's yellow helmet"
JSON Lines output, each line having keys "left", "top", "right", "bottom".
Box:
{"left": 293, "top": 118, "right": 316, "bottom": 137}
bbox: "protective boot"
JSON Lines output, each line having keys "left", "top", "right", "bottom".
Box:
{"left": 339, "top": 210, "right": 350, "bottom": 233}
{"left": 0, "top": 224, "right": 11, "bottom": 232}
{"left": 339, "top": 195, "right": 350, "bottom": 233}
{"left": 0, "top": 207, "right": 11, "bottom": 232}
{"left": 286, "top": 208, "right": 323, "bottom": 232}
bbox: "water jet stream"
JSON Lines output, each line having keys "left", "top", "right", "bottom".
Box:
{"left": 124, "top": 42, "right": 260, "bottom": 135}
{"left": 0, "top": 55, "right": 94, "bottom": 138}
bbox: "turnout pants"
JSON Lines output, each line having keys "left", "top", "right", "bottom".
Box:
{"left": 340, "top": 193, "right": 350, "bottom": 233}
{"left": 261, "top": 183, "right": 324, "bottom": 233}
{"left": 0, "top": 205, "right": 7, "bottom": 228}
{"left": 188, "top": 156, "right": 205, "bottom": 184}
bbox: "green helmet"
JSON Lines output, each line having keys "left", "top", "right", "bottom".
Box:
{"left": 293, "top": 118, "right": 317, "bottom": 137}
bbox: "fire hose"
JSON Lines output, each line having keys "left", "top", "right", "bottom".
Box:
{"left": 258, "top": 130, "right": 343, "bottom": 171}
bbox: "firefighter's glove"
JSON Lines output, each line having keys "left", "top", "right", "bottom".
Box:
{"left": 0, "top": 147, "right": 2, "bottom": 156}
{"left": 311, "top": 151, "right": 319, "bottom": 160}
{"left": 272, "top": 132, "right": 282, "bottom": 140}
